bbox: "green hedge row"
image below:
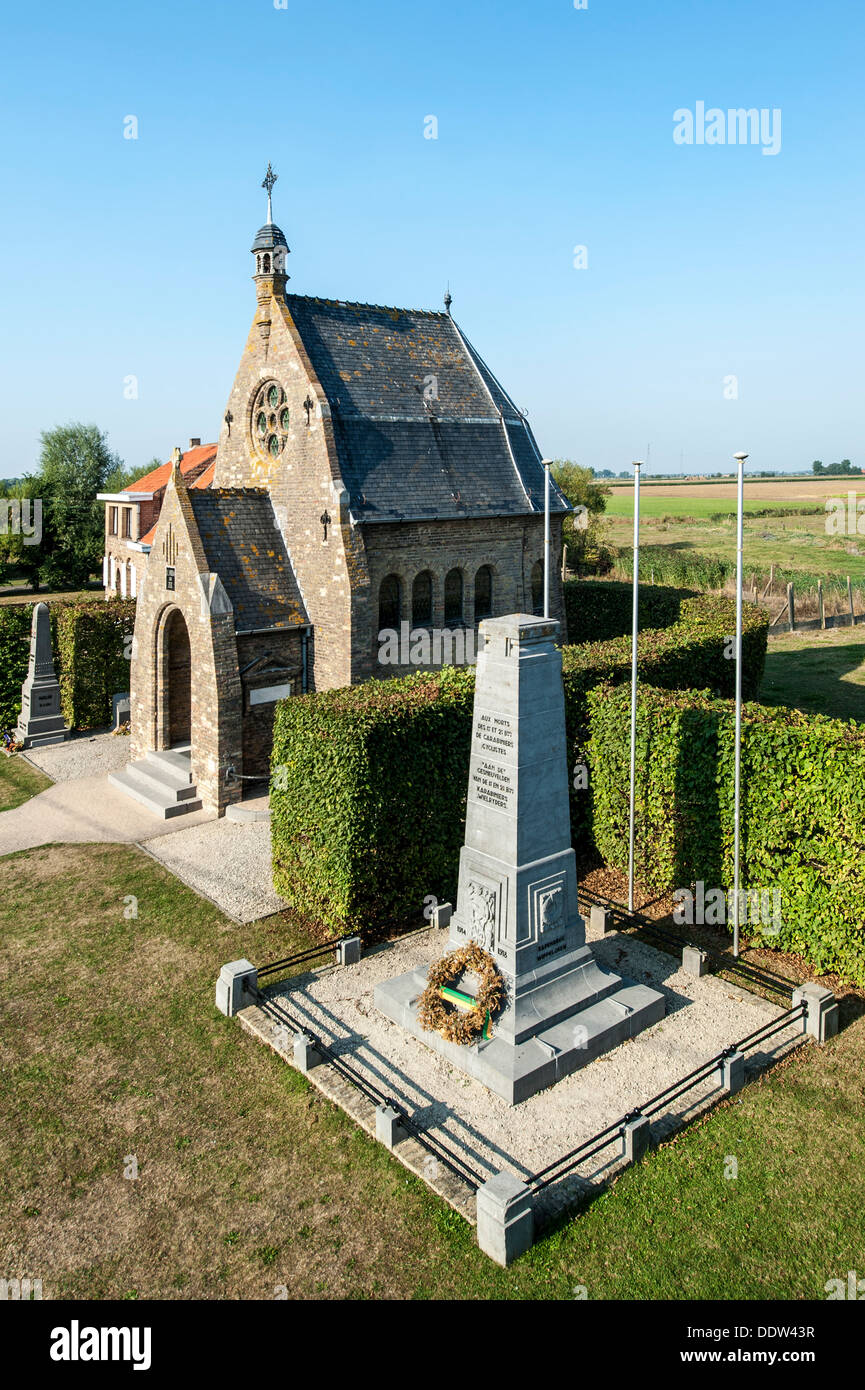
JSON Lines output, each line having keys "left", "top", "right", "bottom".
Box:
{"left": 0, "top": 605, "right": 36, "bottom": 734}
{"left": 0, "top": 599, "right": 135, "bottom": 735}
{"left": 587, "top": 682, "right": 865, "bottom": 985}
{"left": 271, "top": 668, "right": 476, "bottom": 934}
{"left": 563, "top": 578, "right": 696, "bottom": 645}
{"left": 270, "top": 596, "right": 769, "bottom": 935}
{"left": 562, "top": 595, "right": 768, "bottom": 843}
{"left": 56, "top": 601, "right": 136, "bottom": 730}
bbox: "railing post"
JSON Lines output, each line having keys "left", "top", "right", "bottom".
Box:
{"left": 375, "top": 1103, "right": 408, "bottom": 1150}
{"left": 787, "top": 582, "right": 796, "bottom": 632}
{"left": 335, "top": 935, "right": 362, "bottom": 966}
{"left": 476, "top": 1172, "right": 535, "bottom": 1266}
{"left": 721, "top": 1049, "right": 745, "bottom": 1094}
{"left": 792, "top": 984, "right": 839, "bottom": 1042}
{"left": 623, "top": 1113, "right": 652, "bottom": 1164}
{"left": 215, "top": 959, "right": 257, "bottom": 1017}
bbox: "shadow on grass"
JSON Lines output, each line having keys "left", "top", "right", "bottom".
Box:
{"left": 760, "top": 638, "right": 865, "bottom": 721}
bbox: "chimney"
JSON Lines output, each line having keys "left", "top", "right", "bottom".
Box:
{"left": 189, "top": 437, "right": 201, "bottom": 448}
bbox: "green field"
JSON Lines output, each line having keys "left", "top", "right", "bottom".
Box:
{"left": 604, "top": 494, "right": 824, "bottom": 519}
{"left": 600, "top": 491, "right": 865, "bottom": 592}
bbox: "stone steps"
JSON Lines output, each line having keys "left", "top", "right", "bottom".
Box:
{"left": 109, "top": 747, "right": 202, "bottom": 819}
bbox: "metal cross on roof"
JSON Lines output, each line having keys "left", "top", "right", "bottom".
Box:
{"left": 262, "top": 163, "right": 277, "bottom": 221}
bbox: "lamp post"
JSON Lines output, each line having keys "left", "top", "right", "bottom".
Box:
{"left": 628, "top": 460, "right": 643, "bottom": 915}
{"left": 542, "top": 459, "right": 552, "bottom": 618}
{"left": 732, "top": 450, "right": 748, "bottom": 957}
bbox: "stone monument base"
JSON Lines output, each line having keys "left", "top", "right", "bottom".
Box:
{"left": 15, "top": 719, "right": 70, "bottom": 750}
{"left": 374, "top": 943, "right": 665, "bottom": 1105}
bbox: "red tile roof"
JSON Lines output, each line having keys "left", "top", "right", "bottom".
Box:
{"left": 125, "top": 444, "right": 217, "bottom": 494}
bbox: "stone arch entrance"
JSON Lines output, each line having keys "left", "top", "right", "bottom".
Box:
{"left": 156, "top": 606, "right": 192, "bottom": 750}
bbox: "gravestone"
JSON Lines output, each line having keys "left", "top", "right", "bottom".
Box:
{"left": 112, "top": 692, "right": 131, "bottom": 731}
{"left": 15, "top": 602, "right": 70, "bottom": 749}
{"left": 375, "top": 614, "right": 665, "bottom": 1103}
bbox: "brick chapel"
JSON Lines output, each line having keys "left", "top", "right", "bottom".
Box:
{"left": 114, "top": 167, "right": 569, "bottom": 817}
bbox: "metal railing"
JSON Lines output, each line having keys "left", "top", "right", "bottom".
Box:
{"left": 248, "top": 948, "right": 487, "bottom": 1194}
{"left": 256, "top": 933, "right": 352, "bottom": 985}
{"left": 527, "top": 1000, "right": 806, "bottom": 1195}
{"left": 580, "top": 884, "right": 795, "bottom": 999}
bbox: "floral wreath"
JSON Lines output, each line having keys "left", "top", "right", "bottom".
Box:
{"left": 417, "top": 941, "right": 504, "bottom": 1046}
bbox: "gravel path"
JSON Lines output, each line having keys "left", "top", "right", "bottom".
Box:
{"left": 23, "top": 730, "right": 131, "bottom": 783}
{"left": 142, "top": 818, "right": 286, "bottom": 922}
{"left": 253, "top": 920, "right": 803, "bottom": 1222}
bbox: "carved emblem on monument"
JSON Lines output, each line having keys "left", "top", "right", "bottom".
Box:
{"left": 467, "top": 880, "right": 496, "bottom": 951}
{"left": 539, "top": 886, "right": 564, "bottom": 933}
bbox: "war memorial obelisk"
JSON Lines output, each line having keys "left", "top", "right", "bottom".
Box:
{"left": 375, "top": 614, "right": 665, "bottom": 1104}
{"left": 15, "top": 602, "right": 70, "bottom": 750}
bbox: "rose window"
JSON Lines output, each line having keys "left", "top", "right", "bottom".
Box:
{"left": 251, "top": 381, "right": 289, "bottom": 458}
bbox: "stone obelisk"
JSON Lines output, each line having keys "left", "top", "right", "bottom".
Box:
{"left": 15, "top": 602, "right": 70, "bottom": 749}
{"left": 375, "top": 614, "right": 664, "bottom": 1104}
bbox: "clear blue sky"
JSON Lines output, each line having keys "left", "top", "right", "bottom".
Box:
{"left": 0, "top": 0, "right": 861, "bottom": 478}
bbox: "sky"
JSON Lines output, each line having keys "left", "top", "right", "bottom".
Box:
{"left": 0, "top": 0, "right": 861, "bottom": 478}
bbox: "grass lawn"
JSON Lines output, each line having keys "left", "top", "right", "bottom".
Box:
{"left": 1, "top": 840, "right": 863, "bottom": 1300}
{"left": 0, "top": 755, "right": 51, "bottom": 811}
{"left": 761, "top": 628, "right": 865, "bottom": 723}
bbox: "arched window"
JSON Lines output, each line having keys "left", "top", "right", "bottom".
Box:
{"left": 262, "top": 253, "right": 271, "bottom": 273}
{"left": 530, "top": 561, "right": 544, "bottom": 616}
{"left": 379, "top": 574, "right": 401, "bottom": 631}
{"left": 474, "top": 565, "right": 493, "bottom": 622}
{"left": 444, "top": 568, "right": 463, "bottom": 625}
{"left": 412, "top": 571, "right": 433, "bottom": 627}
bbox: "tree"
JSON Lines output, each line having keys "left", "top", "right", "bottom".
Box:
{"left": 812, "top": 460, "right": 824, "bottom": 475}
{"left": 25, "top": 424, "right": 125, "bottom": 591}
{"left": 550, "top": 459, "right": 611, "bottom": 573}
{"left": 0, "top": 475, "right": 44, "bottom": 590}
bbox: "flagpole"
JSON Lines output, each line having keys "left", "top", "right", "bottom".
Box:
{"left": 543, "top": 460, "right": 551, "bottom": 619}
{"left": 732, "top": 451, "right": 748, "bottom": 957}
{"left": 628, "top": 460, "right": 643, "bottom": 915}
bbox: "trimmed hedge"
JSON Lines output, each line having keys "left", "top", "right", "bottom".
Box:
{"left": 270, "top": 596, "right": 769, "bottom": 934}
{"left": 564, "top": 578, "right": 696, "bottom": 645}
{"left": 270, "top": 667, "right": 476, "bottom": 935}
{"left": 0, "top": 598, "right": 135, "bottom": 735}
{"left": 587, "top": 682, "right": 865, "bottom": 984}
{"left": 562, "top": 596, "right": 768, "bottom": 843}
{"left": 56, "top": 600, "right": 136, "bottom": 730}
{"left": 0, "top": 605, "right": 36, "bottom": 734}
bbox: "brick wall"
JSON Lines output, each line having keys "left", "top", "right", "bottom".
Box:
{"left": 357, "top": 513, "right": 565, "bottom": 680}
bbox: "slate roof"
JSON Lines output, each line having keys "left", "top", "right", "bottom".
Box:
{"left": 189, "top": 489, "right": 308, "bottom": 632}
{"left": 285, "top": 295, "right": 569, "bottom": 524}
